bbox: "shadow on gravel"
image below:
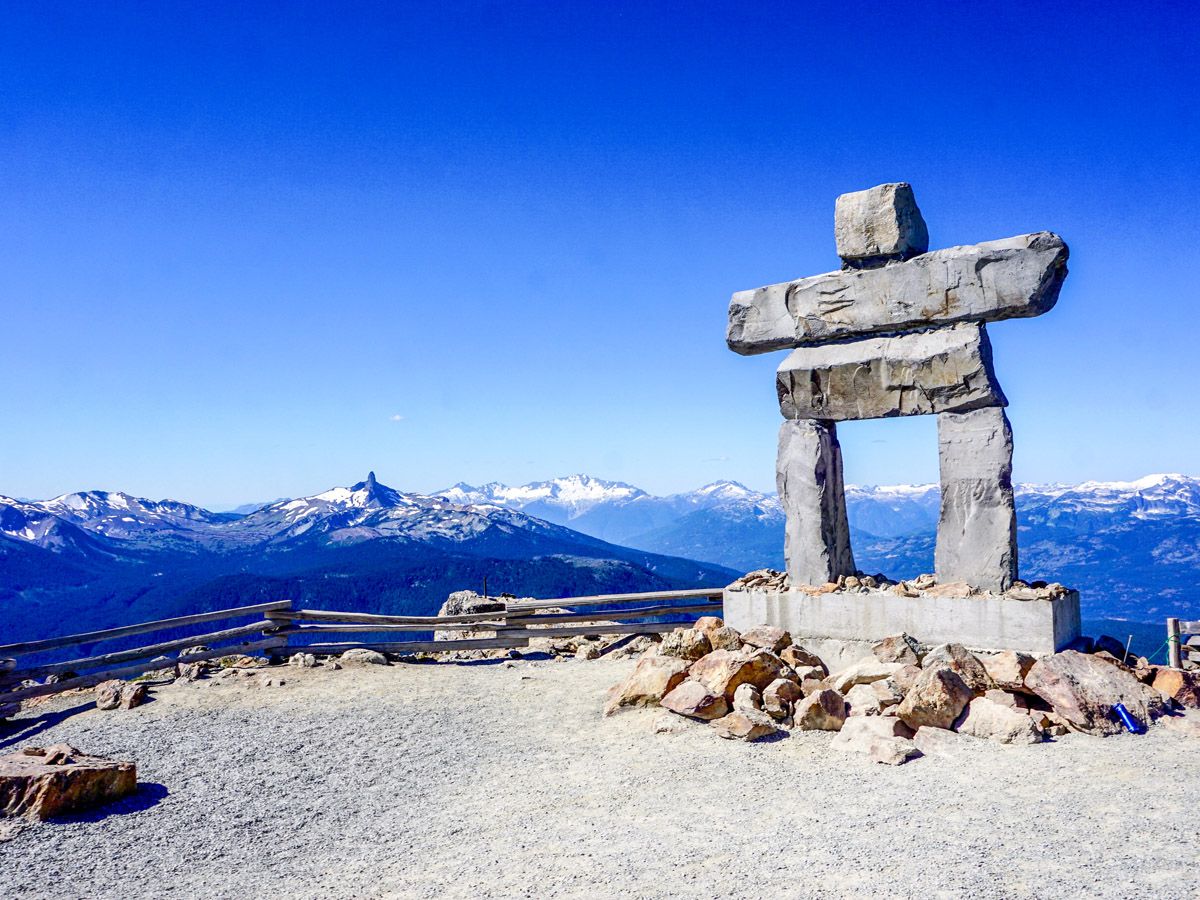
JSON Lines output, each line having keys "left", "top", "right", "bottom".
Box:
{"left": 50, "top": 783, "right": 170, "bottom": 824}
{"left": 0, "top": 700, "right": 97, "bottom": 749}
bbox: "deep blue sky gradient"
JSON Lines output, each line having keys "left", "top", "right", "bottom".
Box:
{"left": 2, "top": 2, "right": 1197, "bottom": 506}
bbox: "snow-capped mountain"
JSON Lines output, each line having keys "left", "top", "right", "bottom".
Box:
{"left": 0, "top": 473, "right": 735, "bottom": 643}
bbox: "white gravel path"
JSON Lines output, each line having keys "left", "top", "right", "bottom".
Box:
{"left": 1, "top": 656, "right": 1197, "bottom": 899}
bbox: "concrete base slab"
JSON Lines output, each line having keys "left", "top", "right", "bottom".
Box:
{"left": 724, "top": 587, "right": 1080, "bottom": 656}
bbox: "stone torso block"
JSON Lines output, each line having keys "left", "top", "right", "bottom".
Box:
{"left": 775, "top": 322, "right": 1006, "bottom": 421}
{"left": 728, "top": 232, "right": 1068, "bottom": 354}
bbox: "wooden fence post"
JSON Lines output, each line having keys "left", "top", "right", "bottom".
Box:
{"left": 1168, "top": 617, "right": 1182, "bottom": 669}
{"left": 263, "top": 600, "right": 293, "bottom": 663}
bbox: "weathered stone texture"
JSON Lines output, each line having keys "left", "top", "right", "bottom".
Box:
{"left": 1025, "top": 650, "right": 1167, "bottom": 736}
{"left": 776, "top": 419, "right": 855, "bottom": 586}
{"left": 776, "top": 324, "right": 1006, "bottom": 421}
{"left": 935, "top": 406, "right": 1018, "bottom": 592}
{"left": 1, "top": 745, "right": 136, "bottom": 820}
{"left": 727, "top": 231, "right": 1068, "bottom": 354}
{"left": 834, "top": 182, "right": 928, "bottom": 265}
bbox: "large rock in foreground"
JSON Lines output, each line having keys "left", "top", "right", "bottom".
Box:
{"left": 727, "top": 231, "right": 1068, "bottom": 354}
{"left": 1025, "top": 651, "right": 1168, "bottom": 736}
{"left": 688, "top": 648, "right": 787, "bottom": 701}
{"left": 1, "top": 745, "right": 136, "bottom": 820}
{"left": 896, "top": 666, "right": 973, "bottom": 730}
{"left": 604, "top": 656, "right": 690, "bottom": 716}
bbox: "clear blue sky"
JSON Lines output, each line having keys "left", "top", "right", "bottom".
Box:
{"left": 2, "top": 2, "right": 1197, "bottom": 507}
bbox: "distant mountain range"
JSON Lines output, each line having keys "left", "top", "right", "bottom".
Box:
{"left": 4, "top": 471, "right": 1197, "bottom": 645}
{"left": 0, "top": 473, "right": 734, "bottom": 642}
{"left": 434, "top": 473, "right": 1200, "bottom": 623}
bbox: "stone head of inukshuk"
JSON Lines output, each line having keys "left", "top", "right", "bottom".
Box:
{"left": 727, "top": 183, "right": 1068, "bottom": 593}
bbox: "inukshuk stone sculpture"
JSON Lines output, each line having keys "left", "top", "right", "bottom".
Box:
{"left": 727, "top": 183, "right": 1068, "bottom": 593}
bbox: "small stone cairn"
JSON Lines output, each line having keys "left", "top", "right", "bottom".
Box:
{"left": 605, "top": 612, "right": 1200, "bottom": 764}
{"left": 727, "top": 184, "right": 1069, "bottom": 592}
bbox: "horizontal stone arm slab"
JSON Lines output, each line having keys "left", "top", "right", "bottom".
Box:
{"left": 776, "top": 322, "right": 1006, "bottom": 421}
{"left": 728, "top": 232, "right": 1067, "bottom": 354}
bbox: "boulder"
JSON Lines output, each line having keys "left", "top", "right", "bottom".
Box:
{"left": 792, "top": 689, "right": 848, "bottom": 731}
{"left": 834, "top": 182, "right": 928, "bottom": 265}
{"left": 0, "top": 702, "right": 18, "bottom": 720}
{"left": 94, "top": 680, "right": 147, "bottom": 711}
{"left": 872, "top": 633, "right": 923, "bottom": 666}
{"left": 922, "top": 644, "right": 994, "bottom": 695}
{"left": 935, "top": 407, "right": 1018, "bottom": 593}
{"left": 830, "top": 660, "right": 904, "bottom": 694}
{"left": 891, "top": 664, "right": 922, "bottom": 694}
{"left": 710, "top": 709, "right": 783, "bottom": 742}
{"left": 762, "top": 678, "right": 803, "bottom": 720}
{"left": 739, "top": 625, "right": 791, "bottom": 654}
{"left": 688, "top": 648, "right": 786, "bottom": 701}
{"left": 871, "top": 678, "right": 906, "bottom": 709}
{"left": 693, "top": 616, "right": 723, "bottom": 635}
{"left": 913, "top": 726, "right": 978, "bottom": 758}
{"left": 0, "top": 745, "right": 136, "bottom": 820}
{"left": 1025, "top": 650, "right": 1168, "bottom": 736}
{"left": 981, "top": 650, "right": 1035, "bottom": 692}
{"left": 575, "top": 643, "right": 601, "bottom": 661}
{"left": 288, "top": 653, "right": 318, "bottom": 669}
{"left": 956, "top": 695, "right": 1043, "bottom": 745}
{"left": 780, "top": 645, "right": 825, "bottom": 671}
{"left": 604, "top": 656, "right": 690, "bottom": 716}
{"left": 831, "top": 717, "right": 919, "bottom": 765}
{"left": 845, "top": 683, "right": 883, "bottom": 717}
{"left": 776, "top": 418, "right": 855, "bottom": 586}
{"left": 659, "top": 628, "right": 712, "bottom": 661}
{"left": 982, "top": 688, "right": 1028, "bottom": 710}
{"left": 660, "top": 681, "right": 729, "bottom": 721}
{"left": 1160, "top": 711, "right": 1200, "bottom": 739}
{"left": 732, "top": 683, "right": 763, "bottom": 713}
{"left": 707, "top": 626, "right": 743, "bottom": 652}
{"left": 340, "top": 649, "right": 389, "bottom": 666}
{"left": 896, "top": 667, "right": 973, "bottom": 730}
{"left": 727, "top": 231, "right": 1068, "bottom": 355}
{"left": 776, "top": 323, "right": 1007, "bottom": 422}
{"left": 177, "top": 662, "right": 209, "bottom": 681}
{"left": 1152, "top": 668, "right": 1200, "bottom": 709}
{"left": 800, "top": 675, "right": 828, "bottom": 697}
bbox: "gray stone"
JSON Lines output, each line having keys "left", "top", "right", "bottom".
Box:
{"left": 834, "top": 182, "right": 928, "bottom": 266}
{"left": 776, "top": 419, "right": 854, "bottom": 586}
{"left": 776, "top": 323, "right": 1006, "bottom": 421}
{"left": 727, "top": 231, "right": 1068, "bottom": 354}
{"left": 935, "top": 406, "right": 1018, "bottom": 592}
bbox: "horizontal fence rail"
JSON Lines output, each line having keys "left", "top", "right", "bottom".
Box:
{"left": 3, "top": 587, "right": 727, "bottom": 704}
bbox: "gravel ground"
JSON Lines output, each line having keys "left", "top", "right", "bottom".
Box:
{"left": 1, "top": 656, "right": 1198, "bottom": 899}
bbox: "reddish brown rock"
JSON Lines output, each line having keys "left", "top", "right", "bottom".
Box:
{"left": 707, "top": 626, "right": 743, "bottom": 652}
{"left": 692, "top": 616, "right": 724, "bottom": 635}
{"left": 891, "top": 664, "right": 922, "bottom": 694}
{"left": 896, "top": 667, "right": 973, "bottom": 730}
{"left": 831, "top": 717, "right": 919, "bottom": 764}
{"left": 733, "top": 683, "right": 763, "bottom": 712}
{"left": 872, "top": 633, "right": 923, "bottom": 666}
{"left": 1153, "top": 668, "right": 1200, "bottom": 709}
{"left": 660, "top": 680, "right": 729, "bottom": 721}
{"left": 793, "top": 689, "right": 848, "bottom": 731}
{"left": 845, "top": 683, "right": 884, "bottom": 717}
{"left": 688, "top": 649, "right": 786, "bottom": 701}
{"left": 763, "top": 678, "right": 803, "bottom": 720}
{"left": 956, "top": 696, "right": 1043, "bottom": 744}
{"left": 780, "top": 644, "right": 825, "bottom": 671}
{"left": 95, "top": 680, "right": 148, "bottom": 711}
{"left": 923, "top": 644, "right": 994, "bottom": 695}
{"left": 980, "top": 650, "right": 1036, "bottom": 692}
{"left": 1025, "top": 650, "right": 1168, "bottom": 736}
{"left": 710, "top": 709, "right": 783, "bottom": 742}
{"left": 659, "top": 628, "right": 712, "bottom": 662}
{"left": 739, "top": 625, "right": 792, "bottom": 654}
{"left": 982, "top": 688, "right": 1028, "bottom": 710}
{"left": 0, "top": 745, "right": 136, "bottom": 820}
{"left": 603, "top": 656, "right": 690, "bottom": 716}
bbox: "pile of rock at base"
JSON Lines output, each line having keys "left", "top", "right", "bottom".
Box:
{"left": 604, "top": 619, "right": 1196, "bottom": 764}
{"left": 727, "top": 568, "right": 1074, "bottom": 602}
{"left": 0, "top": 745, "right": 136, "bottom": 820}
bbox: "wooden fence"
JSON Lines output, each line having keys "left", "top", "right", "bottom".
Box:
{"left": 1167, "top": 617, "right": 1200, "bottom": 669}
{"left": 1, "top": 588, "right": 724, "bottom": 702}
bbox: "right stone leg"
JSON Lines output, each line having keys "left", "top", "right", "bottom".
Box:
{"left": 935, "top": 406, "right": 1018, "bottom": 592}
{"left": 776, "top": 418, "right": 855, "bottom": 586}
